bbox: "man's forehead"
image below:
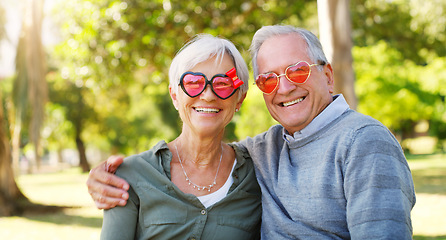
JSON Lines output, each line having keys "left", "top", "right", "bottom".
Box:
{"left": 257, "top": 34, "right": 309, "bottom": 70}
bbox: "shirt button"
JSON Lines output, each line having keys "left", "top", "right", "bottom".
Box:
{"left": 201, "top": 209, "right": 206, "bottom": 215}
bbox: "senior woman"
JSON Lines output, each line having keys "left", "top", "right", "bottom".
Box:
{"left": 100, "top": 34, "right": 261, "bottom": 240}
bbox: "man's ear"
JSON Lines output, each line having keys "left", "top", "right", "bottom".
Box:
{"left": 169, "top": 86, "right": 179, "bottom": 110}
{"left": 325, "top": 63, "right": 335, "bottom": 94}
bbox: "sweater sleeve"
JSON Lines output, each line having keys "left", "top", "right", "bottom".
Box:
{"left": 343, "top": 124, "right": 416, "bottom": 239}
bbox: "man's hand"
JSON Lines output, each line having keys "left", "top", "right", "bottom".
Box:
{"left": 86, "top": 155, "right": 130, "bottom": 209}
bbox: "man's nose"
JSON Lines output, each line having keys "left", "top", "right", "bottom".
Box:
{"left": 276, "top": 74, "right": 296, "bottom": 94}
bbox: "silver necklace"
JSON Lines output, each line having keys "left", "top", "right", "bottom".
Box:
{"left": 174, "top": 143, "right": 223, "bottom": 192}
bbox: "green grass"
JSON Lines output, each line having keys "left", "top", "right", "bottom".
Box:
{"left": 0, "top": 153, "right": 445, "bottom": 239}
{"left": 0, "top": 168, "right": 103, "bottom": 240}
{"left": 407, "top": 153, "right": 446, "bottom": 240}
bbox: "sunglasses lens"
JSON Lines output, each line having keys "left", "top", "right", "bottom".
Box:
{"left": 182, "top": 74, "right": 206, "bottom": 97}
{"left": 286, "top": 62, "right": 310, "bottom": 83}
{"left": 256, "top": 73, "right": 278, "bottom": 94}
{"left": 212, "top": 77, "right": 235, "bottom": 99}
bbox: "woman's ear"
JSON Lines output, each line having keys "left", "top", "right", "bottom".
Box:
{"left": 235, "top": 92, "right": 247, "bottom": 111}
{"left": 169, "top": 86, "right": 179, "bottom": 110}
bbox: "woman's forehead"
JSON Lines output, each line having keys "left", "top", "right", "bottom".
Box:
{"left": 189, "top": 54, "right": 234, "bottom": 76}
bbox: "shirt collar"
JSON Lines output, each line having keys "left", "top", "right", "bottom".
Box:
{"left": 283, "top": 94, "right": 350, "bottom": 142}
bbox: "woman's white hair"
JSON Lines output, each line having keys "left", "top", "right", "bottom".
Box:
{"left": 169, "top": 34, "right": 249, "bottom": 99}
{"left": 249, "top": 25, "right": 328, "bottom": 77}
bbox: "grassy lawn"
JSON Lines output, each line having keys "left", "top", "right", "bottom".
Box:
{"left": 407, "top": 154, "right": 446, "bottom": 240}
{"left": 0, "top": 168, "right": 103, "bottom": 240}
{"left": 0, "top": 153, "right": 445, "bottom": 239}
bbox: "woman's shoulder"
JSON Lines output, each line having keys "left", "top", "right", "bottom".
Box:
{"left": 228, "top": 143, "right": 254, "bottom": 167}
{"left": 117, "top": 140, "right": 170, "bottom": 178}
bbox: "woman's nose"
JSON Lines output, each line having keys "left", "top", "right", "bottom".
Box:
{"left": 199, "top": 84, "right": 218, "bottom": 101}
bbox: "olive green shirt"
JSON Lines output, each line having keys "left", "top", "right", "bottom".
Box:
{"left": 101, "top": 141, "right": 261, "bottom": 240}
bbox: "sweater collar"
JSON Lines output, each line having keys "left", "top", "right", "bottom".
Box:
{"left": 283, "top": 94, "right": 350, "bottom": 143}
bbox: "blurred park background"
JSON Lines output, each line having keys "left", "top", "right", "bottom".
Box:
{"left": 0, "top": 0, "right": 445, "bottom": 239}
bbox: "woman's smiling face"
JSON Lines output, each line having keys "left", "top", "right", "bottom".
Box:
{"left": 170, "top": 54, "right": 245, "bottom": 138}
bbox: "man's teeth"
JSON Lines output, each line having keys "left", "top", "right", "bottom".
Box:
{"left": 195, "top": 107, "right": 220, "bottom": 113}
{"left": 283, "top": 98, "right": 303, "bottom": 107}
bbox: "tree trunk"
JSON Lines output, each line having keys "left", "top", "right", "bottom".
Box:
{"left": 11, "top": 116, "right": 22, "bottom": 175}
{"left": 12, "top": 0, "right": 47, "bottom": 175}
{"left": 76, "top": 133, "right": 90, "bottom": 173}
{"left": 317, "top": 0, "right": 357, "bottom": 109}
{"left": 0, "top": 93, "right": 28, "bottom": 216}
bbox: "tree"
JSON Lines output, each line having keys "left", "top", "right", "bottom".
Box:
{"left": 317, "top": 0, "right": 357, "bottom": 109}
{"left": 0, "top": 2, "right": 28, "bottom": 217}
{"left": 0, "top": 0, "right": 50, "bottom": 216}
{"left": 48, "top": 80, "right": 93, "bottom": 172}
{"left": 11, "top": 0, "right": 48, "bottom": 173}
{"left": 0, "top": 90, "right": 29, "bottom": 216}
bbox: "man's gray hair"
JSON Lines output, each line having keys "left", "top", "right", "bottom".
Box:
{"left": 169, "top": 34, "right": 249, "bottom": 98}
{"left": 249, "top": 25, "right": 328, "bottom": 77}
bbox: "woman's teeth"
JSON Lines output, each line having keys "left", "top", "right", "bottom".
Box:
{"left": 194, "top": 107, "right": 220, "bottom": 113}
{"left": 283, "top": 98, "right": 303, "bottom": 107}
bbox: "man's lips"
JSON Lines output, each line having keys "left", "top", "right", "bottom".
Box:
{"left": 282, "top": 97, "right": 304, "bottom": 107}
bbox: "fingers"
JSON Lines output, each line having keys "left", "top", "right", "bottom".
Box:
{"left": 86, "top": 159, "right": 130, "bottom": 210}
{"left": 90, "top": 189, "right": 128, "bottom": 210}
{"left": 89, "top": 161, "right": 129, "bottom": 191}
{"left": 87, "top": 178, "right": 129, "bottom": 209}
{"left": 106, "top": 155, "right": 125, "bottom": 173}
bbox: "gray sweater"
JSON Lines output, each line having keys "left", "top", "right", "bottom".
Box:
{"left": 239, "top": 109, "right": 416, "bottom": 239}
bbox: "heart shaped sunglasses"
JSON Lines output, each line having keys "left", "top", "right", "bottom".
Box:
{"left": 255, "top": 61, "right": 325, "bottom": 94}
{"left": 179, "top": 68, "right": 243, "bottom": 100}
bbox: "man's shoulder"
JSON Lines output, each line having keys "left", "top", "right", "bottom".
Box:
{"left": 237, "top": 124, "right": 283, "bottom": 147}
{"left": 336, "top": 110, "right": 386, "bottom": 131}
{"left": 334, "top": 110, "right": 401, "bottom": 148}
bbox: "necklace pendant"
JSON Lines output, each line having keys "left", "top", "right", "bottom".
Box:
{"left": 174, "top": 143, "right": 223, "bottom": 193}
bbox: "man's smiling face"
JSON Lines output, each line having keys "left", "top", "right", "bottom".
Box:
{"left": 256, "top": 33, "right": 335, "bottom": 135}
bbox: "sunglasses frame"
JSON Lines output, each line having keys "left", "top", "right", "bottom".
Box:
{"left": 179, "top": 71, "right": 239, "bottom": 100}
{"left": 254, "top": 61, "right": 325, "bottom": 95}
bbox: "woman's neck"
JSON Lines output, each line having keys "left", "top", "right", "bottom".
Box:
{"left": 172, "top": 133, "right": 224, "bottom": 167}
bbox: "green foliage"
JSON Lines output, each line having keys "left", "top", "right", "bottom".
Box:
{"left": 351, "top": 0, "right": 446, "bottom": 64}
{"left": 354, "top": 41, "right": 445, "bottom": 143}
